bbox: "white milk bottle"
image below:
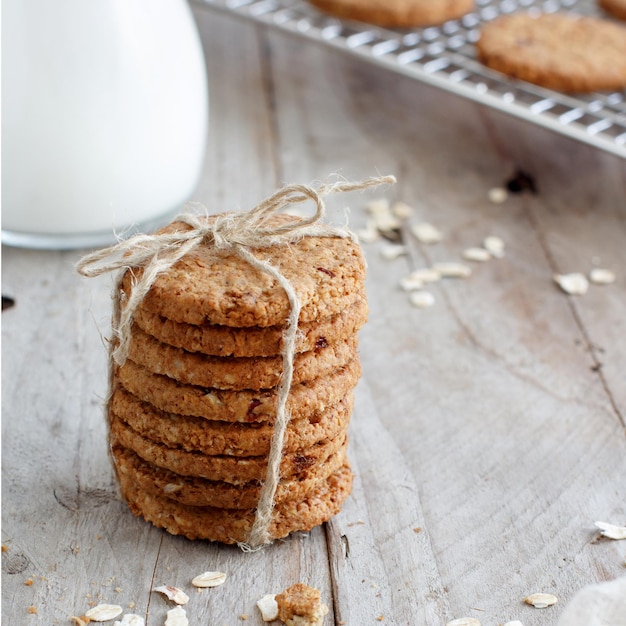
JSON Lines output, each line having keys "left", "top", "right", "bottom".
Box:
{"left": 2, "top": 0, "right": 208, "bottom": 248}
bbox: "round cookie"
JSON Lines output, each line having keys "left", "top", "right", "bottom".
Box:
{"left": 115, "top": 358, "right": 361, "bottom": 423}
{"left": 118, "top": 463, "right": 354, "bottom": 543}
{"left": 600, "top": 0, "right": 626, "bottom": 20}
{"left": 127, "top": 325, "right": 358, "bottom": 391}
{"left": 110, "top": 415, "right": 348, "bottom": 484}
{"left": 308, "top": 0, "right": 474, "bottom": 27}
{"left": 477, "top": 12, "right": 626, "bottom": 92}
{"left": 110, "top": 387, "right": 354, "bottom": 457}
{"left": 112, "top": 444, "right": 347, "bottom": 509}
{"left": 122, "top": 216, "right": 366, "bottom": 328}
{"left": 133, "top": 295, "right": 368, "bottom": 358}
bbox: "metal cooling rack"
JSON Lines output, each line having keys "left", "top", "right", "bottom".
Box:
{"left": 196, "top": 0, "right": 626, "bottom": 158}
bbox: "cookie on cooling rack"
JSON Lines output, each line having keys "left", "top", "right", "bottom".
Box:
{"left": 308, "top": 0, "right": 475, "bottom": 28}
{"left": 477, "top": 11, "right": 626, "bottom": 92}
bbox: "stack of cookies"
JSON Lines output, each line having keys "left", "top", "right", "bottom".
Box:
{"left": 108, "top": 215, "right": 367, "bottom": 544}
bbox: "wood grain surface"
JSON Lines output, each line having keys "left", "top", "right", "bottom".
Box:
{"left": 2, "top": 5, "right": 625, "bottom": 625}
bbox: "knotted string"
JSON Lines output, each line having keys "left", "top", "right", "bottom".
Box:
{"left": 77, "top": 174, "right": 396, "bottom": 548}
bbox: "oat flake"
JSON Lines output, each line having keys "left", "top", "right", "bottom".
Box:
{"left": 412, "top": 222, "right": 443, "bottom": 244}
{"left": 165, "top": 606, "right": 188, "bottom": 626}
{"left": 524, "top": 593, "right": 558, "bottom": 608}
{"left": 85, "top": 604, "right": 123, "bottom": 621}
{"left": 554, "top": 273, "right": 589, "bottom": 295}
{"left": 114, "top": 616, "right": 145, "bottom": 626}
{"left": 488, "top": 187, "right": 508, "bottom": 204}
{"left": 380, "top": 243, "right": 407, "bottom": 260}
{"left": 483, "top": 236, "right": 505, "bottom": 258}
{"left": 392, "top": 201, "right": 414, "bottom": 219}
{"left": 463, "top": 247, "right": 491, "bottom": 262}
{"left": 595, "top": 521, "right": 626, "bottom": 540}
{"left": 153, "top": 586, "right": 190, "bottom": 605}
{"left": 409, "top": 291, "right": 435, "bottom": 309}
{"left": 589, "top": 268, "right": 616, "bottom": 285}
{"left": 366, "top": 198, "right": 390, "bottom": 215}
{"left": 191, "top": 571, "right": 227, "bottom": 588}
{"left": 256, "top": 594, "right": 279, "bottom": 622}
{"left": 433, "top": 262, "right": 472, "bottom": 278}
{"left": 399, "top": 275, "right": 424, "bottom": 292}
{"left": 446, "top": 618, "right": 481, "bottom": 626}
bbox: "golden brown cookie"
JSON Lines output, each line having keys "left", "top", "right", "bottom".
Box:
{"left": 308, "top": 0, "right": 474, "bottom": 27}
{"left": 115, "top": 358, "right": 361, "bottom": 423}
{"left": 477, "top": 12, "right": 626, "bottom": 92}
{"left": 118, "top": 463, "right": 354, "bottom": 543}
{"left": 127, "top": 325, "right": 358, "bottom": 390}
{"left": 132, "top": 295, "right": 368, "bottom": 358}
{"left": 276, "top": 584, "right": 329, "bottom": 626}
{"left": 111, "top": 444, "right": 347, "bottom": 509}
{"left": 110, "top": 387, "right": 354, "bottom": 457}
{"left": 122, "top": 216, "right": 366, "bottom": 328}
{"left": 110, "top": 415, "right": 348, "bottom": 484}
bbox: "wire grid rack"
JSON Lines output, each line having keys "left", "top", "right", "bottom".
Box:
{"left": 196, "top": 0, "right": 626, "bottom": 158}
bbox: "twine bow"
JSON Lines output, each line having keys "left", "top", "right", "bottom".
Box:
{"left": 77, "top": 174, "right": 395, "bottom": 548}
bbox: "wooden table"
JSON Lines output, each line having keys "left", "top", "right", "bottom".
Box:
{"left": 3, "top": 5, "right": 625, "bottom": 625}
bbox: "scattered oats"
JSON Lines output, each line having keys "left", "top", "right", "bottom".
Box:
{"left": 502, "top": 621, "right": 524, "bottom": 626}
{"left": 164, "top": 606, "right": 188, "bottom": 626}
{"left": 256, "top": 594, "right": 279, "bottom": 622}
{"left": 524, "top": 593, "right": 558, "bottom": 608}
{"left": 373, "top": 213, "right": 401, "bottom": 231}
{"left": 356, "top": 221, "right": 380, "bottom": 243}
{"left": 392, "top": 201, "right": 414, "bottom": 218}
{"left": 366, "top": 198, "right": 390, "bottom": 215}
{"left": 380, "top": 243, "right": 407, "bottom": 260}
{"left": 399, "top": 275, "right": 424, "bottom": 291}
{"left": 85, "top": 604, "right": 124, "bottom": 621}
{"left": 483, "top": 236, "right": 505, "bottom": 258}
{"left": 399, "top": 268, "right": 441, "bottom": 291}
{"left": 24, "top": 578, "right": 34, "bottom": 586}
{"left": 434, "top": 262, "right": 472, "bottom": 278}
{"left": 589, "top": 268, "right": 616, "bottom": 285}
{"left": 595, "top": 521, "right": 626, "bottom": 540}
{"left": 412, "top": 268, "right": 441, "bottom": 283}
{"left": 114, "top": 616, "right": 144, "bottom": 626}
{"left": 463, "top": 247, "right": 491, "bottom": 262}
{"left": 488, "top": 187, "right": 508, "bottom": 204}
{"left": 554, "top": 273, "right": 588, "bottom": 295}
{"left": 70, "top": 617, "right": 90, "bottom": 626}
{"left": 411, "top": 222, "right": 443, "bottom": 244}
{"left": 409, "top": 291, "right": 435, "bottom": 309}
{"left": 191, "top": 571, "right": 227, "bottom": 588}
{"left": 154, "top": 586, "right": 190, "bottom": 605}
{"left": 446, "top": 618, "right": 481, "bottom": 626}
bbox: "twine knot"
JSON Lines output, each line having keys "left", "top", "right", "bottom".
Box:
{"left": 77, "top": 174, "right": 395, "bottom": 548}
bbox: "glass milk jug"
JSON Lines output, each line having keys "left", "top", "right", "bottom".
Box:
{"left": 2, "top": 0, "right": 208, "bottom": 248}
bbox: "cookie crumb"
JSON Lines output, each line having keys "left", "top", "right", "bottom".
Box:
{"left": 240, "top": 615, "right": 248, "bottom": 620}
{"left": 27, "top": 606, "right": 38, "bottom": 614}
{"left": 413, "top": 527, "right": 422, "bottom": 533}
{"left": 276, "top": 583, "right": 329, "bottom": 626}
{"left": 1, "top": 544, "right": 8, "bottom": 552}
{"left": 70, "top": 617, "right": 91, "bottom": 626}
{"left": 24, "top": 578, "right": 34, "bottom": 586}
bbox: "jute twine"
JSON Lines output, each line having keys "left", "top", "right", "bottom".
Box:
{"left": 76, "top": 174, "right": 395, "bottom": 549}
